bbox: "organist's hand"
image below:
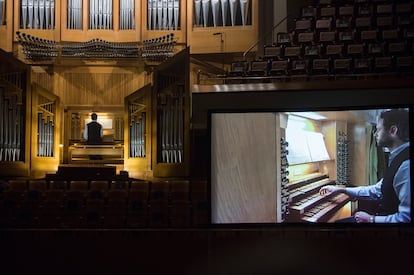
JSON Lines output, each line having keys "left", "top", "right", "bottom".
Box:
{"left": 354, "top": 211, "right": 374, "bottom": 223}
{"left": 319, "top": 185, "right": 344, "bottom": 196}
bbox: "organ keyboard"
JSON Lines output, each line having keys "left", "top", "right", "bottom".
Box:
{"left": 287, "top": 172, "right": 350, "bottom": 223}
{"left": 69, "top": 143, "right": 124, "bottom": 164}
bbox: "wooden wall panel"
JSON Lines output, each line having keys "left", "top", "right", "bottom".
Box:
{"left": 211, "top": 112, "right": 277, "bottom": 224}
{"left": 32, "top": 70, "right": 54, "bottom": 92}
{"left": 53, "top": 67, "right": 147, "bottom": 106}
{"left": 31, "top": 67, "right": 148, "bottom": 107}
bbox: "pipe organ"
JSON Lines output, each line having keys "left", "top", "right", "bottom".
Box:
{"left": 153, "top": 49, "right": 189, "bottom": 171}
{"left": 16, "top": 31, "right": 58, "bottom": 61}
{"left": 194, "top": 0, "right": 251, "bottom": 28}
{"left": 147, "top": 0, "right": 180, "bottom": 30}
{"left": 142, "top": 33, "right": 176, "bottom": 61}
{"left": 16, "top": 31, "right": 177, "bottom": 61}
{"left": 89, "top": 0, "right": 113, "bottom": 30}
{"left": 36, "top": 92, "right": 56, "bottom": 157}
{"left": 157, "top": 83, "right": 184, "bottom": 164}
{"left": 0, "top": 0, "right": 5, "bottom": 25}
{"left": 120, "top": 0, "right": 136, "bottom": 30}
{"left": 0, "top": 0, "right": 258, "bottom": 178}
{"left": 0, "top": 0, "right": 258, "bottom": 54}
{"left": 36, "top": 95, "right": 55, "bottom": 157}
{"left": 20, "top": 0, "right": 56, "bottom": 29}
{"left": 67, "top": 0, "right": 83, "bottom": 30}
{"left": 124, "top": 48, "right": 190, "bottom": 178}
{"left": 0, "top": 84, "right": 24, "bottom": 162}
{"left": 129, "top": 103, "right": 146, "bottom": 158}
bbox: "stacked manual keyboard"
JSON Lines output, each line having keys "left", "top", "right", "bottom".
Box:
{"left": 287, "top": 172, "right": 350, "bottom": 223}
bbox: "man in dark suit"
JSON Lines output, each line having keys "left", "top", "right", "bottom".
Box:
{"left": 83, "top": 113, "right": 103, "bottom": 159}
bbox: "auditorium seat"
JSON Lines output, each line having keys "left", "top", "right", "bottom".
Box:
{"left": 319, "top": 6, "right": 336, "bottom": 18}
{"left": 105, "top": 188, "right": 128, "bottom": 228}
{"left": 0, "top": 180, "right": 27, "bottom": 227}
{"left": 110, "top": 180, "right": 129, "bottom": 190}
{"left": 148, "top": 201, "right": 169, "bottom": 228}
{"left": 169, "top": 180, "right": 191, "bottom": 228}
{"left": 148, "top": 181, "right": 169, "bottom": 228}
{"left": 20, "top": 180, "right": 48, "bottom": 227}
{"left": 83, "top": 198, "right": 105, "bottom": 227}
{"left": 220, "top": 0, "right": 414, "bottom": 82}
{"left": 170, "top": 180, "right": 190, "bottom": 202}
{"left": 150, "top": 181, "right": 169, "bottom": 202}
{"left": 3, "top": 179, "right": 26, "bottom": 203}
{"left": 88, "top": 180, "right": 109, "bottom": 200}
{"left": 62, "top": 180, "right": 88, "bottom": 227}
{"left": 14, "top": 202, "right": 35, "bottom": 227}
{"left": 40, "top": 181, "right": 66, "bottom": 227}
{"left": 126, "top": 180, "right": 149, "bottom": 228}
{"left": 170, "top": 200, "right": 191, "bottom": 228}
{"left": 229, "top": 61, "right": 249, "bottom": 76}
{"left": 82, "top": 180, "right": 108, "bottom": 227}
{"left": 27, "top": 180, "right": 47, "bottom": 205}
{"left": 69, "top": 180, "right": 89, "bottom": 191}
{"left": 190, "top": 180, "right": 209, "bottom": 227}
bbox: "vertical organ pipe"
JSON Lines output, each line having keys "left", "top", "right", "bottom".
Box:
{"left": 45, "top": 0, "right": 50, "bottom": 29}
{"left": 34, "top": 0, "right": 38, "bottom": 29}
{"left": 0, "top": 88, "right": 4, "bottom": 161}
{"left": 39, "top": 0, "right": 45, "bottom": 29}
{"left": 211, "top": 0, "right": 220, "bottom": 27}
{"left": 162, "top": 0, "right": 168, "bottom": 30}
{"left": 168, "top": 0, "right": 174, "bottom": 30}
{"left": 240, "top": 0, "right": 249, "bottom": 26}
{"left": 229, "top": 0, "right": 237, "bottom": 26}
{"left": 152, "top": 0, "right": 157, "bottom": 30}
{"left": 194, "top": 0, "right": 201, "bottom": 26}
{"left": 201, "top": 0, "right": 210, "bottom": 28}
{"left": 221, "top": 0, "right": 228, "bottom": 26}
{"left": 0, "top": 0, "right": 4, "bottom": 25}
{"left": 28, "top": 0, "right": 34, "bottom": 29}
{"left": 173, "top": 0, "right": 179, "bottom": 30}
{"left": 157, "top": 0, "right": 162, "bottom": 30}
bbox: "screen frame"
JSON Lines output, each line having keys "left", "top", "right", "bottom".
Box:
{"left": 203, "top": 87, "right": 414, "bottom": 230}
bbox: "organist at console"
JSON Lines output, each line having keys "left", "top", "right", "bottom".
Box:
{"left": 281, "top": 110, "right": 384, "bottom": 223}
{"left": 67, "top": 111, "right": 124, "bottom": 164}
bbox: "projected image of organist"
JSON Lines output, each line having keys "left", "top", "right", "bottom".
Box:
{"left": 210, "top": 107, "right": 412, "bottom": 225}
{"left": 320, "top": 109, "right": 410, "bottom": 223}
{"left": 83, "top": 113, "right": 103, "bottom": 160}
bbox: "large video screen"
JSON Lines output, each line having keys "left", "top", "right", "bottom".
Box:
{"left": 210, "top": 107, "right": 412, "bottom": 225}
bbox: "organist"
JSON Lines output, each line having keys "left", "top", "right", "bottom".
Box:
{"left": 320, "top": 109, "right": 410, "bottom": 223}
{"left": 83, "top": 113, "right": 103, "bottom": 160}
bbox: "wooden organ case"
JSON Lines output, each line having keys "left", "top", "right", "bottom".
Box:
{"left": 30, "top": 83, "right": 61, "bottom": 178}
{"left": 125, "top": 48, "right": 190, "bottom": 178}
{"left": 0, "top": 0, "right": 258, "bottom": 179}
{"left": 0, "top": 69, "right": 29, "bottom": 177}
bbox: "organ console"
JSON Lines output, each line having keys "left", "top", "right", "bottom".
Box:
{"left": 287, "top": 172, "right": 350, "bottom": 223}
{"left": 68, "top": 144, "right": 124, "bottom": 164}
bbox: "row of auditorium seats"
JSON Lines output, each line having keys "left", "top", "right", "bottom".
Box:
{"left": 228, "top": 0, "right": 414, "bottom": 79}
{"left": 0, "top": 178, "right": 209, "bottom": 229}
